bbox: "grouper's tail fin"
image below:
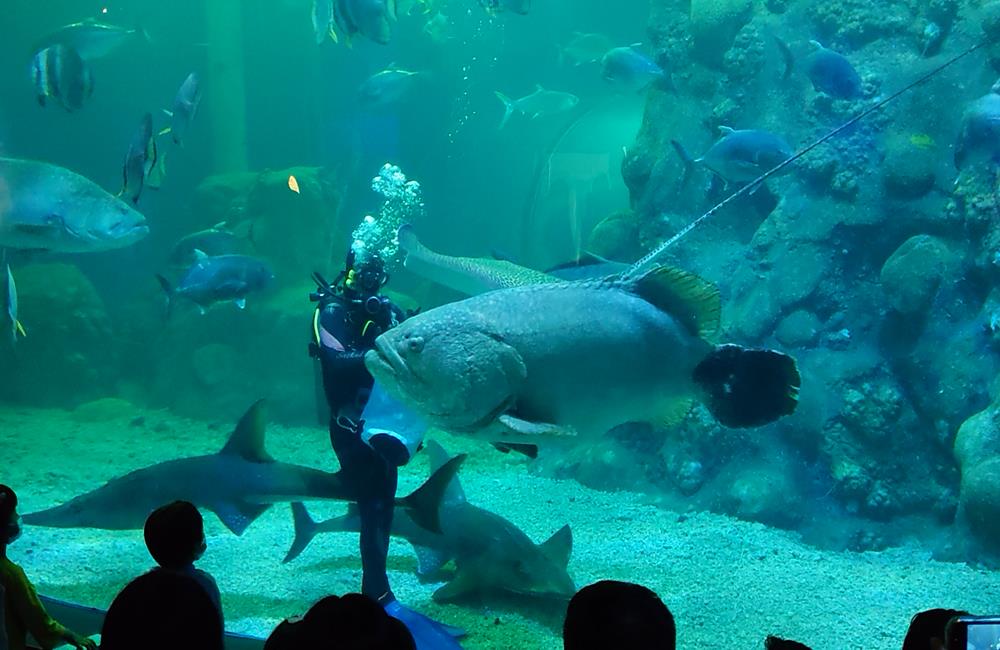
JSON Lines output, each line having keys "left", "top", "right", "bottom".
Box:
{"left": 694, "top": 344, "right": 800, "bottom": 428}
{"left": 395, "top": 454, "right": 466, "bottom": 534}
{"left": 284, "top": 502, "right": 319, "bottom": 564}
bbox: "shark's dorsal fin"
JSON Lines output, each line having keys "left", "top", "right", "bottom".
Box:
{"left": 424, "top": 439, "right": 465, "bottom": 505}
{"left": 539, "top": 524, "right": 573, "bottom": 568}
{"left": 220, "top": 399, "right": 275, "bottom": 462}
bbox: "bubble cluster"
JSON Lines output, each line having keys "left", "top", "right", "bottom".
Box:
{"left": 351, "top": 163, "right": 424, "bottom": 270}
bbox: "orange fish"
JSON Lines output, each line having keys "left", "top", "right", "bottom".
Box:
{"left": 288, "top": 175, "right": 301, "bottom": 194}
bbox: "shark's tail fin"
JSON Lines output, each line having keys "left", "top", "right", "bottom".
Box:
{"left": 284, "top": 502, "right": 319, "bottom": 563}
{"left": 494, "top": 91, "right": 515, "bottom": 129}
{"left": 671, "top": 139, "right": 696, "bottom": 190}
{"left": 395, "top": 454, "right": 466, "bottom": 534}
{"left": 155, "top": 274, "right": 173, "bottom": 320}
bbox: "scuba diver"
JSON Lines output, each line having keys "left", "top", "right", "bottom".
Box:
{"left": 309, "top": 249, "right": 463, "bottom": 649}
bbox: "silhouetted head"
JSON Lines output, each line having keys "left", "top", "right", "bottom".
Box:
{"left": 144, "top": 501, "right": 207, "bottom": 569}
{"left": 902, "top": 609, "right": 970, "bottom": 650}
{"left": 101, "top": 570, "right": 223, "bottom": 650}
{"left": 345, "top": 250, "right": 388, "bottom": 299}
{"left": 0, "top": 484, "right": 19, "bottom": 545}
{"left": 265, "top": 593, "right": 414, "bottom": 650}
{"left": 765, "top": 636, "right": 813, "bottom": 650}
{"left": 563, "top": 580, "right": 676, "bottom": 650}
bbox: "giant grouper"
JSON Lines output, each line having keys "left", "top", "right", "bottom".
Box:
{"left": 365, "top": 254, "right": 801, "bottom": 442}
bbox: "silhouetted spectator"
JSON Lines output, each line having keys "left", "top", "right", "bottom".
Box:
{"left": 264, "top": 593, "right": 415, "bottom": 650}
{"left": 903, "top": 609, "right": 970, "bottom": 650}
{"left": 766, "top": 635, "right": 813, "bottom": 650}
{"left": 143, "top": 501, "right": 222, "bottom": 618}
{"left": 100, "top": 570, "right": 223, "bottom": 650}
{"left": 563, "top": 580, "right": 676, "bottom": 650}
{"left": 0, "top": 485, "right": 96, "bottom": 650}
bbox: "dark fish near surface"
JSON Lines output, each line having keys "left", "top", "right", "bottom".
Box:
{"left": 673, "top": 127, "right": 794, "bottom": 185}
{"left": 494, "top": 85, "right": 580, "bottom": 128}
{"left": 120, "top": 113, "right": 163, "bottom": 205}
{"left": 168, "top": 222, "right": 253, "bottom": 268}
{"left": 954, "top": 79, "right": 1000, "bottom": 170}
{"left": 2, "top": 262, "right": 25, "bottom": 346}
{"left": 0, "top": 157, "right": 148, "bottom": 253}
{"left": 806, "top": 41, "right": 862, "bottom": 99}
{"left": 35, "top": 18, "right": 147, "bottom": 61}
{"left": 359, "top": 67, "right": 421, "bottom": 108}
{"left": 162, "top": 72, "right": 202, "bottom": 146}
{"left": 32, "top": 45, "right": 94, "bottom": 112}
{"left": 601, "top": 44, "right": 669, "bottom": 91}
{"left": 157, "top": 252, "right": 273, "bottom": 316}
{"left": 332, "top": 0, "right": 397, "bottom": 45}
{"left": 312, "top": 0, "right": 334, "bottom": 44}
{"left": 366, "top": 265, "right": 800, "bottom": 441}
{"left": 479, "top": 0, "right": 530, "bottom": 15}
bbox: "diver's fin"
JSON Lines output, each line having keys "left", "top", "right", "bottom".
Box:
{"left": 383, "top": 600, "right": 466, "bottom": 646}
{"left": 498, "top": 414, "right": 576, "bottom": 437}
{"left": 413, "top": 544, "right": 451, "bottom": 579}
{"left": 494, "top": 91, "right": 516, "bottom": 129}
{"left": 284, "top": 502, "right": 319, "bottom": 563}
{"left": 491, "top": 441, "right": 540, "bottom": 459}
{"left": 693, "top": 344, "right": 801, "bottom": 428}
{"left": 212, "top": 501, "right": 271, "bottom": 536}
{"left": 432, "top": 570, "right": 481, "bottom": 603}
{"left": 631, "top": 265, "right": 721, "bottom": 341}
{"left": 219, "top": 399, "right": 275, "bottom": 462}
{"left": 396, "top": 454, "right": 466, "bottom": 534}
{"left": 539, "top": 524, "right": 573, "bottom": 567}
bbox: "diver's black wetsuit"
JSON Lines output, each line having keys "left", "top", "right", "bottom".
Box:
{"left": 313, "top": 294, "right": 404, "bottom": 600}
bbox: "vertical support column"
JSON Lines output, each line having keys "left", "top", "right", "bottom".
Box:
{"left": 204, "top": 0, "right": 248, "bottom": 173}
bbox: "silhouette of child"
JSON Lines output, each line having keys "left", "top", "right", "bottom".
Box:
{"left": 0, "top": 484, "right": 96, "bottom": 650}
{"left": 563, "top": 580, "right": 676, "bottom": 650}
{"left": 143, "top": 501, "right": 222, "bottom": 619}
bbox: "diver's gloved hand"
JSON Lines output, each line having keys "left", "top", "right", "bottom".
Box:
{"left": 382, "top": 598, "right": 465, "bottom": 650}
{"left": 365, "top": 428, "right": 414, "bottom": 467}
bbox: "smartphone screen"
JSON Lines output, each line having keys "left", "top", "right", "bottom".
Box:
{"left": 966, "top": 621, "right": 1000, "bottom": 650}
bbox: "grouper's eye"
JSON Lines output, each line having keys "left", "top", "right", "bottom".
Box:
{"left": 406, "top": 336, "right": 425, "bottom": 354}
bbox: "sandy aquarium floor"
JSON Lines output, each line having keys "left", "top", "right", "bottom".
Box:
{"left": 2, "top": 403, "right": 1000, "bottom": 650}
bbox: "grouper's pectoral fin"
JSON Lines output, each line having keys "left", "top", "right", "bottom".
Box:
{"left": 498, "top": 414, "right": 577, "bottom": 438}
{"left": 432, "top": 570, "right": 481, "bottom": 603}
{"left": 211, "top": 501, "right": 272, "bottom": 536}
{"left": 656, "top": 397, "right": 694, "bottom": 428}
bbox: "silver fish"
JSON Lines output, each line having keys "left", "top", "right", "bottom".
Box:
{"left": 601, "top": 44, "right": 668, "bottom": 91}
{"left": 332, "top": 0, "right": 398, "bottom": 45}
{"left": 2, "top": 262, "right": 25, "bottom": 346}
{"left": 954, "top": 79, "right": 1000, "bottom": 170}
{"left": 31, "top": 45, "right": 94, "bottom": 112}
{"left": 494, "top": 85, "right": 580, "bottom": 128}
{"left": 312, "top": 0, "right": 335, "bottom": 44}
{"left": 359, "top": 67, "right": 421, "bottom": 108}
{"left": 673, "top": 126, "right": 794, "bottom": 185}
{"left": 0, "top": 157, "right": 148, "bottom": 253}
{"left": 35, "top": 18, "right": 147, "bottom": 61}
{"left": 120, "top": 113, "right": 163, "bottom": 206}
{"left": 163, "top": 73, "right": 202, "bottom": 146}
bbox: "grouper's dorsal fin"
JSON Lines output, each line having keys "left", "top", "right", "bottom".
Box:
{"left": 220, "top": 399, "right": 275, "bottom": 463}
{"left": 424, "top": 439, "right": 465, "bottom": 505}
{"left": 631, "top": 265, "right": 721, "bottom": 341}
{"left": 539, "top": 524, "right": 573, "bottom": 568}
